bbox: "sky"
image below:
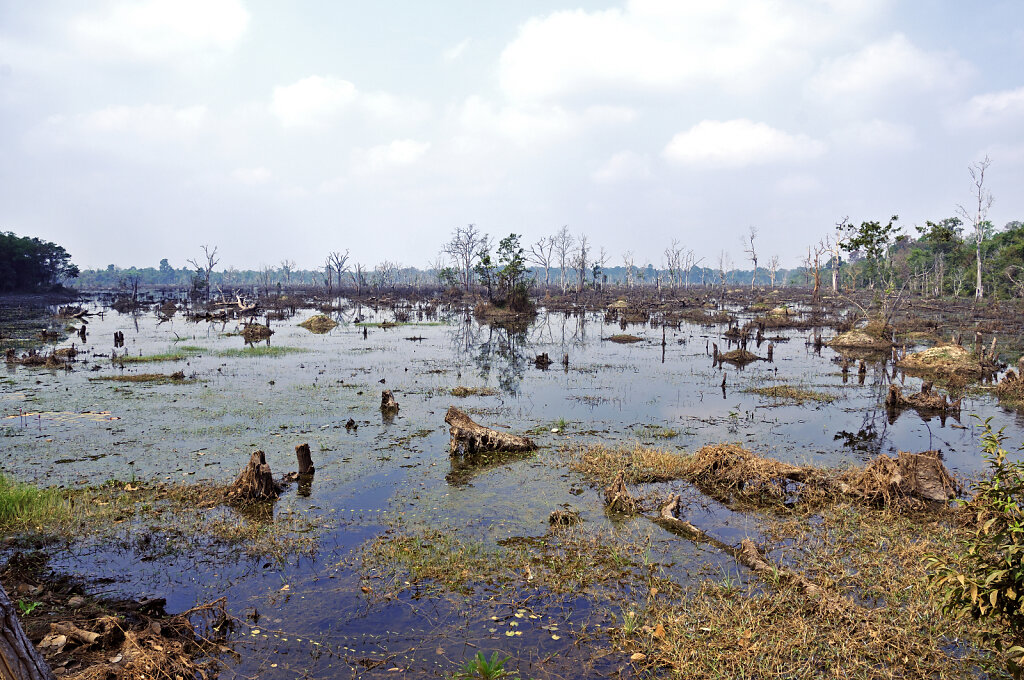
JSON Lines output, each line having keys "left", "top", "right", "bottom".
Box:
{"left": 1, "top": 1, "right": 1023, "bottom": 272}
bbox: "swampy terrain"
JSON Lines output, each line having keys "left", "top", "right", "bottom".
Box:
{"left": 2, "top": 289, "right": 1024, "bottom": 678}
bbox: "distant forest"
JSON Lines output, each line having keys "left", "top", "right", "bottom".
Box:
{"left": 0, "top": 231, "right": 79, "bottom": 292}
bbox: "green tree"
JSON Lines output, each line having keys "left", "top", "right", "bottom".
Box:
{"left": 840, "top": 215, "right": 901, "bottom": 288}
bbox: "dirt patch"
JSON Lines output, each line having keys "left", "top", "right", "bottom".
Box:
{"left": 298, "top": 314, "right": 338, "bottom": 333}
{"left": 830, "top": 329, "right": 892, "bottom": 350}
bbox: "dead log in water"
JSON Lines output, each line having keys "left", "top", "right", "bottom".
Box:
{"left": 444, "top": 406, "right": 536, "bottom": 455}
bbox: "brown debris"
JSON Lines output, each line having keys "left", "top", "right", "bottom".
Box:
{"left": 717, "top": 349, "right": 763, "bottom": 366}
{"left": 226, "top": 450, "right": 281, "bottom": 502}
{"left": 241, "top": 323, "right": 273, "bottom": 343}
{"left": 444, "top": 406, "right": 536, "bottom": 456}
{"left": 548, "top": 509, "right": 581, "bottom": 526}
{"left": 839, "top": 450, "right": 958, "bottom": 505}
{"left": 298, "top": 314, "right": 338, "bottom": 333}
{"left": 380, "top": 390, "right": 399, "bottom": 412}
{"left": 885, "top": 382, "right": 961, "bottom": 416}
{"left": 604, "top": 470, "right": 640, "bottom": 514}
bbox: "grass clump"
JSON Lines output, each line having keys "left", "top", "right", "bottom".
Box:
{"left": 298, "top": 314, "right": 338, "bottom": 333}
{"left": 565, "top": 442, "right": 691, "bottom": 485}
{"left": 635, "top": 424, "right": 679, "bottom": 439}
{"left": 744, "top": 385, "right": 836, "bottom": 404}
{"left": 89, "top": 371, "right": 193, "bottom": 384}
{"left": 117, "top": 347, "right": 202, "bottom": 363}
{"left": 898, "top": 344, "right": 984, "bottom": 378}
{"left": 0, "top": 474, "right": 71, "bottom": 532}
{"left": 608, "top": 334, "right": 643, "bottom": 344}
{"left": 451, "top": 386, "right": 499, "bottom": 397}
{"left": 216, "top": 346, "right": 306, "bottom": 358}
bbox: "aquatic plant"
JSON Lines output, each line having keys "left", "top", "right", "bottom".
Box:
{"left": 453, "top": 651, "right": 515, "bottom": 680}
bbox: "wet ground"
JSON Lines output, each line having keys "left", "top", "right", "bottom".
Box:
{"left": 2, "top": 298, "right": 1022, "bottom": 678}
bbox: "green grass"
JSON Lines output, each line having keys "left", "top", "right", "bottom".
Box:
{"left": 0, "top": 474, "right": 71, "bottom": 531}
{"left": 216, "top": 346, "right": 306, "bottom": 358}
{"left": 744, "top": 385, "right": 836, "bottom": 404}
{"left": 117, "top": 347, "right": 203, "bottom": 363}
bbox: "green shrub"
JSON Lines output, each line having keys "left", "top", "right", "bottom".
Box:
{"left": 926, "top": 418, "right": 1024, "bottom": 669}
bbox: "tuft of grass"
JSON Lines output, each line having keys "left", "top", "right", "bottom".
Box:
{"left": 117, "top": 347, "right": 202, "bottom": 363}
{"left": 0, "top": 474, "right": 72, "bottom": 532}
{"left": 451, "top": 386, "right": 499, "bottom": 397}
{"left": 216, "top": 346, "right": 306, "bottom": 358}
{"left": 744, "top": 385, "right": 836, "bottom": 404}
{"left": 564, "top": 442, "right": 691, "bottom": 485}
{"left": 636, "top": 424, "right": 680, "bottom": 439}
{"left": 89, "top": 372, "right": 194, "bottom": 384}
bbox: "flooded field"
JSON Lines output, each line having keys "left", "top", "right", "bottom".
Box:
{"left": 2, "top": 297, "right": 1022, "bottom": 678}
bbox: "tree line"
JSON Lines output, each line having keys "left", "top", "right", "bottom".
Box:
{"left": 0, "top": 232, "right": 79, "bottom": 292}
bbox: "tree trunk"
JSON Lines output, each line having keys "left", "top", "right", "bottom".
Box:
{"left": 976, "top": 241, "right": 983, "bottom": 299}
{"left": 444, "top": 407, "right": 536, "bottom": 455}
{"left": 227, "top": 450, "right": 280, "bottom": 501}
{"left": 295, "top": 443, "right": 315, "bottom": 475}
{"left": 0, "top": 584, "right": 56, "bottom": 680}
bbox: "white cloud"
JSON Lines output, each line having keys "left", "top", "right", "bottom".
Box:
{"left": 443, "top": 38, "right": 471, "bottom": 63}
{"left": 44, "top": 104, "right": 208, "bottom": 144}
{"left": 231, "top": 166, "right": 271, "bottom": 184}
{"left": 958, "top": 87, "right": 1024, "bottom": 126}
{"left": 271, "top": 76, "right": 357, "bottom": 128}
{"left": 498, "top": 1, "right": 885, "bottom": 102}
{"left": 663, "top": 119, "right": 825, "bottom": 167}
{"left": 832, "top": 119, "right": 915, "bottom": 151}
{"left": 592, "top": 151, "right": 651, "bottom": 183}
{"left": 809, "top": 33, "right": 970, "bottom": 101}
{"left": 72, "top": 0, "right": 249, "bottom": 60}
{"left": 352, "top": 139, "right": 431, "bottom": 174}
{"left": 270, "top": 76, "right": 427, "bottom": 128}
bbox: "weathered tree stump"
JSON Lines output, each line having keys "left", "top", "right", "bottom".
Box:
{"left": 534, "top": 353, "right": 553, "bottom": 369}
{"left": 548, "top": 509, "right": 581, "bottom": 526}
{"left": 885, "top": 383, "right": 961, "bottom": 416}
{"left": 0, "top": 583, "right": 56, "bottom": 680}
{"left": 444, "top": 406, "right": 536, "bottom": 455}
{"left": 295, "top": 443, "right": 315, "bottom": 475}
{"left": 380, "top": 390, "right": 399, "bottom": 412}
{"left": 603, "top": 470, "right": 640, "bottom": 514}
{"left": 227, "top": 450, "right": 280, "bottom": 502}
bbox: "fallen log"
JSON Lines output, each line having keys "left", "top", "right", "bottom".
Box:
{"left": 444, "top": 406, "right": 536, "bottom": 455}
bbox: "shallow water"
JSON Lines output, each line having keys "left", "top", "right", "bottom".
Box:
{"left": 2, "top": 299, "right": 1021, "bottom": 677}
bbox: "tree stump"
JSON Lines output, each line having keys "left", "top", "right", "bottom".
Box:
{"left": 295, "top": 443, "right": 315, "bottom": 475}
{"left": 227, "top": 451, "right": 280, "bottom": 502}
{"left": 380, "top": 390, "right": 399, "bottom": 412}
{"left": 534, "top": 353, "right": 553, "bottom": 369}
{"left": 603, "top": 470, "right": 640, "bottom": 514}
{"left": 444, "top": 406, "right": 537, "bottom": 455}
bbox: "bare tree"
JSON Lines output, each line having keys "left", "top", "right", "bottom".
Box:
{"left": 742, "top": 226, "right": 758, "bottom": 289}
{"left": 832, "top": 217, "right": 849, "bottom": 293}
{"left": 807, "top": 240, "right": 830, "bottom": 302}
{"left": 327, "top": 250, "right": 350, "bottom": 293}
{"left": 664, "top": 239, "right": 684, "bottom": 289}
{"left": 186, "top": 244, "right": 219, "bottom": 302}
{"left": 622, "top": 250, "right": 636, "bottom": 288}
{"left": 553, "top": 226, "right": 575, "bottom": 293}
{"left": 684, "top": 251, "right": 702, "bottom": 288}
{"left": 323, "top": 258, "right": 334, "bottom": 295}
{"left": 258, "top": 264, "right": 273, "bottom": 295}
{"left": 527, "top": 236, "right": 555, "bottom": 288}
{"left": 279, "top": 259, "right": 295, "bottom": 286}
{"left": 956, "top": 156, "right": 994, "bottom": 300}
{"left": 444, "top": 224, "right": 489, "bottom": 292}
{"left": 573, "top": 233, "right": 590, "bottom": 292}
{"left": 351, "top": 263, "right": 368, "bottom": 295}
{"left": 768, "top": 255, "right": 780, "bottom": 289}
{"left": 717, "top": 250, "right": 731, "bottom": 293}
{"left": 374, "top": 261, "right": 400, "bottom": 291}
{"left": 594, "top": 247, "right": 610, "bottom": 287}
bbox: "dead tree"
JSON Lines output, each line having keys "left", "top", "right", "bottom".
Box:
{"left": 832, "top": 217, "right": 849, "bottom": 293}
{"left": 327, "top": 250, "right": 350, "bottom": 295}
{"left": 742, "top": 226, "right": 758, "bottom": 289}
{"left": 528, "top": 236, "right": 556, "bottom": 289}
{"left": 444, "top": 406, "right": 536, "bottom": 455}
{"left": 573, "top": 233, "right": 590, "bottom": 293}
{"left": 186, "top": 245, "right": 219, "bottom": 302}
{"left": 956, "top": 156, "right": 993, "bottom": 300}
{"left": 553, "top": 226, "right": 575, "bottom": 293}
{"left": 444, "top": 224, "right": 489, "bottom": 292}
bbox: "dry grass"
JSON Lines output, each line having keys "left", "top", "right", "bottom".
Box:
{"left": 744, "top": 385, "right": 836, "bottom": 404}
{"left": 89, "top": 372, "right": 192, "bottom": 384}
{"left": 298, "top": 314, "right": 338, "bottom": 333}
{"left": 566, "top": 442, "right": 692, "bottom": 485}
{"left": 608, "top": 334, "right": 643, "bottom": 344}
{"left": 450, "top": 385, "right": 499, "bottom": 397}
{"left": 637, "top": 505, "right": 1001, "bottom": 679}
{"left": 830, "top": 329, "right": 892, "bottom": 350}
{"left": 897, "top": 344, "right": 983, "bottom": 378}
{"left": 995, "top": 372, "right": 1024, "bottom": 410}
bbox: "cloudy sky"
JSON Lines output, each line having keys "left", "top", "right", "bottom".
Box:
{"left": 1, "top": 1, "right": 1023, "bottom": 271}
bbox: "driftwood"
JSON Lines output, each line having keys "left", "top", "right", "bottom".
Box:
{"left": 885, "top": 382, "right": 961, "bottom": 416}
{"left": 444, "top": 406, "right": 536, "bottom": 455}
{"left": 226, "top": 451, "right": 280, "bottom": 502}
{"left": 603, "top": 470, "right": 640, "bottom": 513}
{"left": 295, "top": 443, "right": 315, "bottom": 475}
{"left": 380, "top": 390, "right": 399, "bottom": 412}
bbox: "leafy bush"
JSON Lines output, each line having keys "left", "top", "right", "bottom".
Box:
{"left": 926, "top": 418, "right": 1024, "bottom": 669}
